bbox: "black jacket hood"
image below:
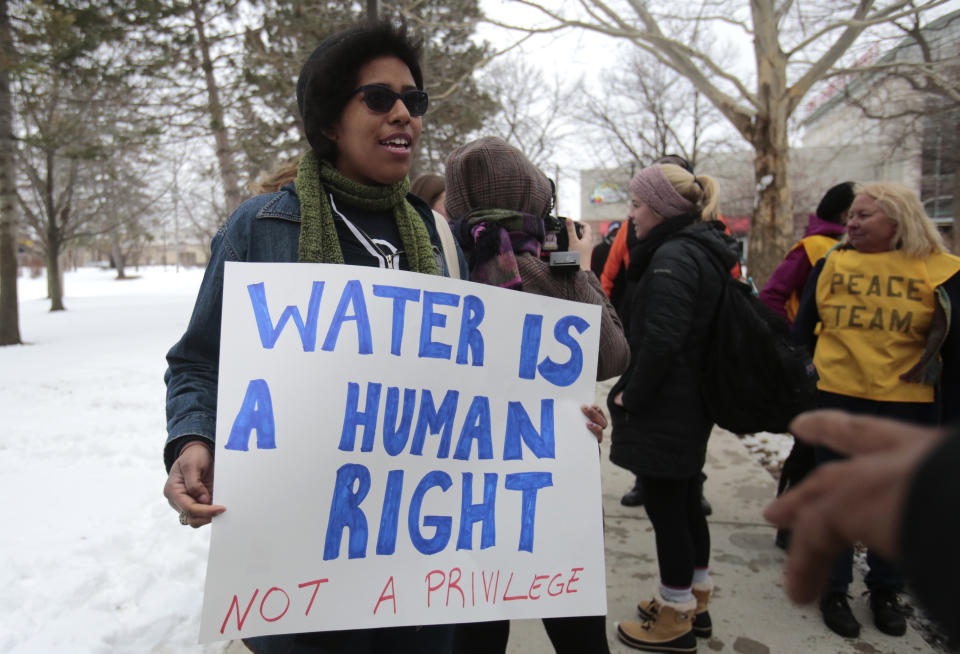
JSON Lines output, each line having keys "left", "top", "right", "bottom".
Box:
{"left": 674, "top": 220, "right": 740, "bottom": 271}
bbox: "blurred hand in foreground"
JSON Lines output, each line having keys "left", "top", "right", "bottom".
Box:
{"left": 763, "top": 410, "right": 943, "bottom": 603}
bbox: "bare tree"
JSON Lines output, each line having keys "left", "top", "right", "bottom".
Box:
{"left": 481, "top": 55, "right": 575, "bottom": 168}
{"left": 580, "top": 49, "right": 728, "bottom": 171}
{"left": 186, "top": 0, "right": 243, "bottom": 215}
{"left": 132, "top": 0, "right": 252, "bottom": 225}
{"left": 492, "top": 0, "right": 953, "bottom": 284}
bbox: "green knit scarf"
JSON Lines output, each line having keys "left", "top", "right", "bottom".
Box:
{"left": 294, "top": 150, "right": 438, "bottom": 275}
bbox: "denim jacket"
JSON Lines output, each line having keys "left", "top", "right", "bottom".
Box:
{"left": 163, "top": 184, "right": 468, "bottom": 470}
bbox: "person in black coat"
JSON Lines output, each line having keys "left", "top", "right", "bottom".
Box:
{"left": 608, "top": 163, "right": 739, "bottom": 652}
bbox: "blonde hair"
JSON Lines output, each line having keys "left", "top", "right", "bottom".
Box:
{"left": 855, "top": 182, "right": 944, "bottom": 257}
{"left": 248, "top": 156, "right": 302, "bottom": 195}
{"left": 660, "top": 163, "right": 720, "bottom": 222}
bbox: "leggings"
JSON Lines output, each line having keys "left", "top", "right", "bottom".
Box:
{"left": 640, "top": 474, "right": 710, "bottom": 588}
{"left": 451, "top": 615, "right": 610, "bottom": 654}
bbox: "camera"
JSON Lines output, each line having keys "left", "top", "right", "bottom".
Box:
{"left": 542, "top": 215, "right": 584, "bottom": 252}
{"left": 542, "top": 215, "right": 585, "bottom": 269}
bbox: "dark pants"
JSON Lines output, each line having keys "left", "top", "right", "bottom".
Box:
{"left": 640, "top": 474, "right": 710, "bottom": 588}
{"left": 452, "top": 616, "right": 610, "bottom": 654}
{"left": 811, "top": 390, "right": 938, "bottom": 595}
{"left": 631, "top": 471, "right": 708, "bottom": 495}
{"left": 243, "top": 625, "right": 454, "bottom": 654}
{"left": 814, "top": 445, "right": 902, "bottom": 593}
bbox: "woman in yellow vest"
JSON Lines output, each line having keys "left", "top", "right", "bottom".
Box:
{"left": 791, "top": 182, "right": 960, "bottom": 641}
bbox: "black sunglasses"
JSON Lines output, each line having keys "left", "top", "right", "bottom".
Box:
{"left": 352, "top": 84, "right": 429, "bottom": 117}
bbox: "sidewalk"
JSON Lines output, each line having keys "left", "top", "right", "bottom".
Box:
{"left": 502, "top": 384, "right": 938, "bottom": 653}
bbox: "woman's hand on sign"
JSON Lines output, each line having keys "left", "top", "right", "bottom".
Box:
{"left": 581, "top": 404, "right": 608, "bottom": 443}
{"left": 164, "top": 440, "right": 226, "bottom": 528}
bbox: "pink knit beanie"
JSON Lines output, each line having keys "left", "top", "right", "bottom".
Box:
{"left": 629, "top": 164, "right": 695, "bottom": 218}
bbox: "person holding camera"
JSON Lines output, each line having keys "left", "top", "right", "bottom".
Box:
{"left": 444, "top": 136, "right": 629, "bottom": 654}
{"left": 608, "top": 163, "right": 737, "bottom": 653}
{"left": 444, "top": 136, "right": 629, "bottom": 383}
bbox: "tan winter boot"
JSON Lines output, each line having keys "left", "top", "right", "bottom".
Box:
{"left": 637, "top": 594, "right": 662, "bottom": 620}
{"left": 692, "top": 583, "right": 712, "bottom": 639}
{"left": 618, "top": 593, "right": 697, "bottom": 652}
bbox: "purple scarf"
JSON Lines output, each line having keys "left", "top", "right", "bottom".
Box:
{"left": 455, "top": 209, "right": 546, "bottom": 290}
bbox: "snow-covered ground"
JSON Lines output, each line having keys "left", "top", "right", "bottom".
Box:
{"left": 741, "top": 431, "right": 794, "bottom": 478}
{"left": 1, "top": 266, "right": 809, "bottom": 654}
{"left": 1, "top": 266, "right": 231, "bottom": 654}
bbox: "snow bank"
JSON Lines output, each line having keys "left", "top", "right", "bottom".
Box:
{"left": 1, "top": 267, "right": 230, "bottom": 653}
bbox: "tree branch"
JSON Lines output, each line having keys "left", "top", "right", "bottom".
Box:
{"left": 786, "top": 0, "right": 877, "bottom": 115}
{"left": 786, "top": 0, "right": 947, "bottom": 56}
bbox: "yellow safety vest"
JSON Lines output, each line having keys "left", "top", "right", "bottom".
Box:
{"left": 785, "top": 235, "right": 840, "bottom": 323}
{"left": 814, "top": 249, "right": 960, "bottom": 402}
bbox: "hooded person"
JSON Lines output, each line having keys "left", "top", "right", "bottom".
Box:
{"left": 444, "top": 136, "right": 628, "bottom": 654}
{"left": 162, "top": 21, "right": 467, "bottom": 654}
{"left": 444, "top": 136, "right": 629, "bottom": 380}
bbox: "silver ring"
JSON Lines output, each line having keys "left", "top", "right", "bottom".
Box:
{"left": 179, "top": 511, "right": 189, "bottom": 526}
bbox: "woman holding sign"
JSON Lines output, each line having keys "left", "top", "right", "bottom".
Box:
{"left": 607, "top": 163, "right": 737, "bottom": 653}
{"left": 163, "top": 22, "right": 467, "bottom": 654}
{"left": 790, "top": 182, "right": 960, "bottom": 640}
{"left": 444, "top": 136, "right": 629, "bottom": 654}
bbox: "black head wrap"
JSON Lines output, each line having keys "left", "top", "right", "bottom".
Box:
{"left": 296, "top": 23, "right": 423, "bottom": 159}
{"left": 816, "top": 181, "right": 856, "bottom": 224}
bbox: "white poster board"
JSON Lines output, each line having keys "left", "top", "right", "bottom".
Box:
{"left": 200, "top": 262, "right": 606, "bottom": 642}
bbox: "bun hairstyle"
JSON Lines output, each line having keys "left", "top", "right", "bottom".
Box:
{"left": 659, "top": 164, "right": 719, "bottom": 222}
{"left": 296, "top": 22, "right": 423, "bottom": 162}
{"left": 855, "top": 182, "right": 945, "bottom": 257}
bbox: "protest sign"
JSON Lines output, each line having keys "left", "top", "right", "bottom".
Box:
{"left": 199, "top": 262, "right": 606, "bottom": 642}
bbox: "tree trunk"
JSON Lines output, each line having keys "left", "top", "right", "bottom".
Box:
{"left": 111, "top": 241, "right": 126, "bottom": 279}
{"left": 46, "top": 248, "right": 64, "bottom": 311}
{"left": 747, "top": 31, "right": 794, "bottom": 290}
{"left": 45, "top": 222, "right": 64, "bottom": 311}
{"left": 0, "top": 0, "right": 20, "bottom": 345}
{"left": 748, "top": 132, "right": 794, "bottom": 289}
{"left": 190, "top": 0, "right": 242, "bottom": 215}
